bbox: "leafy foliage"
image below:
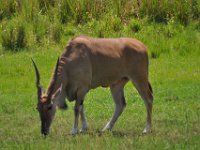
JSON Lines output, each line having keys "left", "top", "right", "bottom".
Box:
{"left": 0, "top": 0, "right": 199, "bottom": 53}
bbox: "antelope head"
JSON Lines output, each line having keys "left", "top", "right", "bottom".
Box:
{"left": 32, "top": 58, "right": 62, "bottom": 135}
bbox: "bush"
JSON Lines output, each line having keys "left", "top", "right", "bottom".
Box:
{"left": 1, "top": 27, "right": 15, "bottom": 50}
{"left": 129, "top": 19, "right": 141, "bottom": 32}
{"left": 64, "top": 24, "right": 75, "bottom": 36}
{"left": 38, "top": 0, "right": 55, "bottom": 14}
{"left": 1, "top": 19, "right": 26, "bottom": 51}
{"left": 49, "top": 23, "right": 63, "bottom": 43}
{"left": 16, "top": 25, "right": 26, "bottom": 48}
{"left": 138, "top": 0, "right": 200, "bottom": 25}
{"left": 112, "top": 17, "right": 123, "bottom": 32}
{"left": 32, "top": 14, "right": 49, "bottom": 43}
{"left": 0, "top": 0, "right": 199, "bottom": 55}
{"left": 0, "top": 0, "right": 19, "bottom": 20}
{"left": 59, "top": 0, "right": 75, "bottom": 24}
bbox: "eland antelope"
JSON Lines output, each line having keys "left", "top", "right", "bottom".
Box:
{"left": 32, "top": 36, "right": 153, "bottom": 135}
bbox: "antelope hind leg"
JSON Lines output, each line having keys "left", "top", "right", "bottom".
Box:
{"left": 131, "top": 79, "right": 153, "bottom": 134}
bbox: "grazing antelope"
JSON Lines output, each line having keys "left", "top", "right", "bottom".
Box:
{"left": 32, "top": 36, "right": 153, "bottom": 135}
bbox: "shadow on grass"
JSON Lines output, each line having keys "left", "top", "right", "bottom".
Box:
{"left": 62, "top": 129, "right": 150, "bottom": 138}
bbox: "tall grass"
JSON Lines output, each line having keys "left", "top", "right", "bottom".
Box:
{"left": 1, "top": 0, "right": 199, "bottom": 23}
{"left": 1, "top": 18, "right": 26, "bottom": 51}
{"left": 0, "top": 0, "right": 199, "bottom": 53}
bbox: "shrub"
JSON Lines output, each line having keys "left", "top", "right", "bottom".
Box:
{"left": 112, "top": 17, "right": 123, "bottom": 32}
{"left": 129, "top": 19, "right": 141, "bottom": 32}
{"left": 16, "top": 25, "right": 26, "bottom": 49}
{"left": 138, "top": 0, "right": 200, "bottom": 25}
{"left": 1, "top": 19, "right": 26, "bottom": 51}
{"left": 49, "top": 23, "right": 63, "bottom": 43}
{"left": 64, "top": 24, "right": 75, "bottom": 36}
{"left": 1, "top": 27, "right": 16, "bottom": 50}
{"left": 38, "top": 0, "right": 55, "bottom": 14}
{"left": 59, "top": 0, "right": 75, "bottom": 24}
{"left": 0, "top": 0, "right": 19, "bottom": 20}
{"left": 32, "top": 14, "right": 49, "bottom": 43}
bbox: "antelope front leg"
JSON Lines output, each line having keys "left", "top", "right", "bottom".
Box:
{"left": 71, "top": 101, "right": 80, "bottom": 135}
{"left": 102, "top": 80, "right": 127, "bottom": 131}
{"left": 79, "top": 105, "right": 88, "bottom": 132}
{"left": 71, "top": 88, "right": 88, "bottom": 135}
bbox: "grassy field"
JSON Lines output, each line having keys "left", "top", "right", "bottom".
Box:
{"left": 0, "top": 48, "right": 200, "bottom": 149}
{"left": 0, "top": 0, "right": 200, "bottom": 149}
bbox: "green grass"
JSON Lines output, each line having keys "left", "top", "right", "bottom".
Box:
{"left": 0, "top": 0, "right": 200, "bottom": 149}
{"left": 0, "top": 47, "right": 200, "bottom": 149}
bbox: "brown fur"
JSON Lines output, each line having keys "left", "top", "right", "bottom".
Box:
{"left": 33, "top": 36, "right": 153, "bottom": 135}
{"left": 50, "top": 36, "right": 150, "bottom": 96}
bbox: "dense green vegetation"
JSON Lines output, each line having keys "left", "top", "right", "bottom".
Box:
{"left": 0, "top": 0, "right": 199, "bottom": 57}
{"left": 0, "top": 0, "right": 200, "bottom": 149}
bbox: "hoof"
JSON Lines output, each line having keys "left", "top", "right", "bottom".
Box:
{"left": 71, "top": 128, "right": 78, "bottom": 135}
{"left": 80, "top": 127, "right": 88, "bottom": 133}
{"left": 102, "top": 121, "right": 112, "bottom": 132}
{"left": 101, "top": 127, "right": 112, "bottom": 132}
{"left": 142, "top": 128, "right": 152, "bottom": 134}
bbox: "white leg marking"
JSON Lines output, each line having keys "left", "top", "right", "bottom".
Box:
{"left": 102, "top": 121, "right": 111, "bottom": 131}
{"left": 143, "top": 123, "right": 152, "bottom": 134}
{"left": 71, "top": 127, "right": 78, "bottom": 135}
{"left": 102, "top": 105, "right": 124, "bottom": 132}
{"left": 142, "top": 100, "right": 152, "bottom": 134}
